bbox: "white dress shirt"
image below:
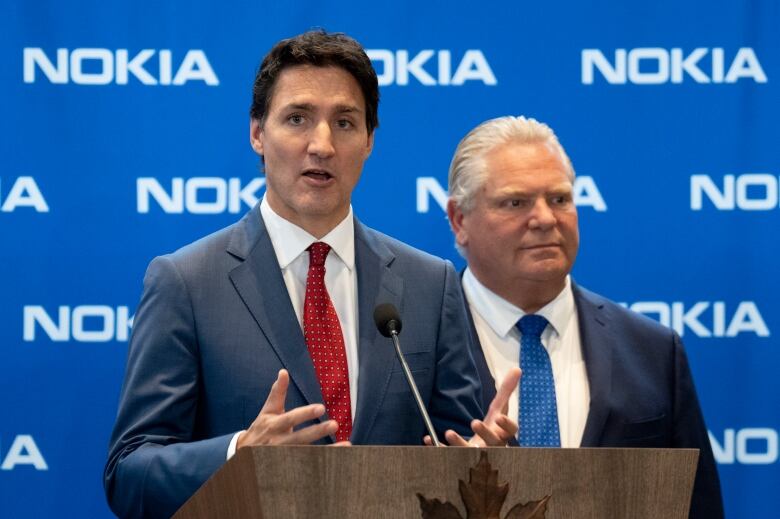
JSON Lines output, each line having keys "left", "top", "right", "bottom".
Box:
{"left": 462, "top": 269, "right": 590, "bottom": 447}
{"left": 228, "top": 198, "right": 359, "bottom": 458}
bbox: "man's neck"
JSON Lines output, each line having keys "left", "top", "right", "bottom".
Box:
{"left": 265, "top": 199, "right": 349, "bottom": 239}
{"left": 475, "top": 271, "right": 566, "bottom": 314}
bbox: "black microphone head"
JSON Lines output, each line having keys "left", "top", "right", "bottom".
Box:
{"left": 373, "top": 303, "right": 402, "bottom": 337}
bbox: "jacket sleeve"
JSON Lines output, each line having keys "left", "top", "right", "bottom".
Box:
{"left": 427, "top": 260, "right": 484, "bottom": 439}
{"left": 103, "top": 256, "right": 232, "bottom": 519}
{"left": 672, "top": 333, "right": 725, "bottom": 519}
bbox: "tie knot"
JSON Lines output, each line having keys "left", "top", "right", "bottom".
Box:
{"left": 308, "top": 242, "right": 331, "bottom": 267}
{"left": 518, "top": 314, "right": 548, "bottom": 338}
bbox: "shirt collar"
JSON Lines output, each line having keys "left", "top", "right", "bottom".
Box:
{"left": 259, "top": 197, "right": 355, "bottom": 270}
{"left": 462, "top": 268, "right": 574, "bottom": 339}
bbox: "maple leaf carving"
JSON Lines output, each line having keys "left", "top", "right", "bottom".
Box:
{"left": 458, "top": 453, "right": 509, "bottom": 519}
{"left": 504, "top": 495, "right": 551, "bottom": 519}
{"left": 417, "top": 494, "right": 464, "bottom": 519}
{"left": 416, "top": 452, "right": 550, "bottom": 519}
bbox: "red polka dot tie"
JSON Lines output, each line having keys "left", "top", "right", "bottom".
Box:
{"left": 303, "top": 242, "right": 352, "bottom": 442}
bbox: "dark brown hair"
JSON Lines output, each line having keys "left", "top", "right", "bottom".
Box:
{"left": 250, "top": 30, "right": 379, "bottom": 133}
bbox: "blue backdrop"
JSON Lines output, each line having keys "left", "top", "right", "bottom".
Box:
{"left": 1, "top": 1, "right": 777, "bottom": 517}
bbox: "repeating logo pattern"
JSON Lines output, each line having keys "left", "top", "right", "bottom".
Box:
{"left": 2, "top": 4, "right": 778, "bottom": 518}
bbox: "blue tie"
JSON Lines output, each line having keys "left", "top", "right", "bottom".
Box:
{"left": 518, "top": 314, "right": 561, "bottom": 447}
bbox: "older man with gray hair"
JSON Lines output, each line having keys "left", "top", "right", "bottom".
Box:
{"left": 446, "top": 115, "right": 724, "bottom": 519}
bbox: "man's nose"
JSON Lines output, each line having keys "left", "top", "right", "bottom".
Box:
{"left": 307, "top": 121, "right": 336, "bottom": 158}
{"left": 528, "top": 198, "right": 556, "bottom": 229}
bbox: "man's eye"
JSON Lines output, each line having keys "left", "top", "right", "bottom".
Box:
{"left": 288, "top": 114, "right": 305, "bottom": 125}
{"left": 503, "top": 199, "right": 525, "bottom": 208}
{"left": 336, "top": 119, "right": 353, "bottom": 129}
{"left": 551, "top": 195, "right": 571, "bottom": 205}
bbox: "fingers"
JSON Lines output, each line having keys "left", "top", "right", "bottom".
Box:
{"left": 487, "top": 367, "right": 521, "bottom": 420}
{"left": 494, "top": 414, "right": 518, "bottom": 438}
{"left": 240, "top": 407, "right": 334, "bottom": 448}
{"left": 261, "top": 369, "right": 290, "bottom": 415}
{"left": 444, "top": 429, "right": 470, "bottom": 447}
{"left": 470, "top": 420, "right": 505, "bottom": 446}
{"left": 424, "top": 435, "right": 450, "bottom": 447}
{"left": 239, "top": 367, "right": 339, "bottom": 448}
{"left": 471, "top": 413, "right": 518, "bottom": 447}
{"left": 239, "top": 369, "right": 355, "bottom": 448}
{"left": 271, "top": 403, "right": 326, "bottom": 432}
{"left": 277, "top": 419, "right": 338, "bottom": 445}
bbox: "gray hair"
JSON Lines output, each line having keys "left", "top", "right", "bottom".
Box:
{"left": 448, "top": 116, "right": 575, "bottom": 214}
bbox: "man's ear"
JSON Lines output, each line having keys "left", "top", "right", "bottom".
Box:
{"left": 250, "top": 119, "right": 264, "bottom": 155}
{"left": 447, "top": 199, "right": 468, "bottom": 247}
{"left": 365, "top": 130, "right": 375, "bottom": 158}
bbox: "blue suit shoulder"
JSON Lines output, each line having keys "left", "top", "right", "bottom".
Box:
{"left": 573, "top": 283, "right": 724, "bottom": 519}
{"left": 574, "top": 283, "right": 678, "bottom": 343}
{"left": 357, "top": 223, "right": 456, "bottom": 272}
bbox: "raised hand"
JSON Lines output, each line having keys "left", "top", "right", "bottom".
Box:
{"left": 237, "top": 369, "right": 341, "bottom": 448}
{"left": 427, "top": 367, "right": 521, "bottom": 447}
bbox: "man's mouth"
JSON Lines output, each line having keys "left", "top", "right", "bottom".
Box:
{"left": 523, "top": 243, "right": 560, "bottom": 250}
{"left": 302, "top": 168, "right": 333, "bottom": 181}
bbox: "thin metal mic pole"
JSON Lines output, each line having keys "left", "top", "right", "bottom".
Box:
{"left": 390, "top": 329, "right": 441, "bottom": 446}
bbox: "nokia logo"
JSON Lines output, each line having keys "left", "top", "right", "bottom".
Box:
{"left": 137, "top": 177, "right": 265, "bottom": 214}
{"left": 0, "top": 177, "right": 48, "bottom": 212}
{"left": 710, "top": 428, "right": 778, "bottom": 465}
{"left": 415, "top": 176, "right": 607, "bottom": 213}
{"left": 1, "top": 435, "right": 47, "bottom": 471}
{"left": 582, "top": 47, "right": 767, "bottom": 85}
{"left": 622, "top": 301, "right": 769, "bottom": 338}
{"left": 692, "top": 174, "right": 780, "bottom": 211}
{"left": 23, "top": 48, "right": 219, "bottom": 86}
{"left": 367, "top": 50, "right": 496, "bottom": 86}
{"left": 23, "top": 305, "right": 134, "bottom": 342}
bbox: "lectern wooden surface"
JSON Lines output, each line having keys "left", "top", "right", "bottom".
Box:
{"left": 174, "top": 446, "right": 698, "bottom": 519}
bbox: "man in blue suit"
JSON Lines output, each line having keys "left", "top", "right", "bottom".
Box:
{"left": 104, "top": 31, "right": 506, "bottom": 518}
{"left": 446, "top": 116, "right": 724, "bottom": 519}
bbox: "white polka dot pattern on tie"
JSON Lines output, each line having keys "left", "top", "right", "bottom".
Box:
{"left": 303, "top": 242, "right": 352, "bottom": 442}
{"left": 518, "top": 314, "right": 560, "bottom": 447}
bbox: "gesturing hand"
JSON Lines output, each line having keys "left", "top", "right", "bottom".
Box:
{"left": 237, "top": 369, "right": 342, "bottom": 449}
{"left": 425, "top": 367, "right": 521, "bottom": 447}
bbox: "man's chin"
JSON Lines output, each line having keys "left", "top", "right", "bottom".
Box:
{"left": 519, "top": 264, "right": 569, "bottom": 283}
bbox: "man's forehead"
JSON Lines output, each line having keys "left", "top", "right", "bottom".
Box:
{"left": 268, "top": 65, "right": 365, "bottom": 111}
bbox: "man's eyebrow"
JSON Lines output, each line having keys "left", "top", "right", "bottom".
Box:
{"left": 278, "top": 102, "right": 364, "bottom": 115}
{"left": 493, "top": 184, "right": 572, "bottom": 197}
{"left": 334, "top": 104, "right": 363, "bottom": 114}
{"left": 282, "top": 102, "right": 315, "bottom": 111}
{"left": 548, "top": 184, "right": 574, "bottom": 193}
{"left": 491, "top": 188, "right": 532, "bottom": 199}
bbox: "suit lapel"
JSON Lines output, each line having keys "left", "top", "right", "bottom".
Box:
{"left": 460, "top": 279, "right": 497, "bottom": 413}
{"left": 349, "top": 220, "right": 403, "bottom": 443}
{"left": 226, "top": 206, "right": 325, "bottom": 412}
{"left": 461, "top": 277, "right": 520, "bottom": 446}
{"left": 574, "top": 283, "right": 613, "bottom": 447}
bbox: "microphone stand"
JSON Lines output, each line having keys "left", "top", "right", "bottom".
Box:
{"left": 389, "top": 329, "right": 441, "bottom": 447}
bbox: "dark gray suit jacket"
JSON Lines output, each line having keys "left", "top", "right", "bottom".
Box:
{"left": 466, "top": 283, "right": 724, "bottom": 519}
{"left": 104, "top": 206, "right": 483, "bottom": 518}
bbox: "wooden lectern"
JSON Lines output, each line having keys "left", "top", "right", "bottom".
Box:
{"left": 174, "top": 446, "right": 698, "bottom": 518}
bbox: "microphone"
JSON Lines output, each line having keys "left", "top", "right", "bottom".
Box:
{"left": 373, "top": 303, "right": 402, "bottom": 337}
{"left": 373, "top": 304, "right": 441, "bottom": 446}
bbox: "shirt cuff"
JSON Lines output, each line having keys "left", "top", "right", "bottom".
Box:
{"left": 227, "top": 430, "right": 245, "bottom": 460}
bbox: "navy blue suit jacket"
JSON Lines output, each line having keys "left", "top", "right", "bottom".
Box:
{"left": 104, "top": 206, "right": 483, "bottom": 518}
{"left": 467, "top": 283, "right": 724, "bottom": 519}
